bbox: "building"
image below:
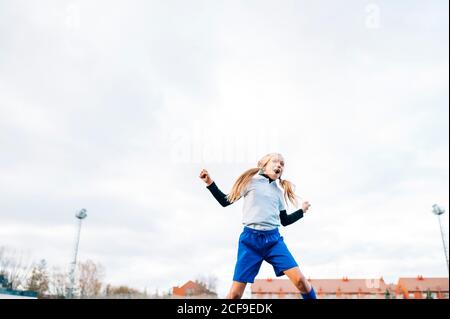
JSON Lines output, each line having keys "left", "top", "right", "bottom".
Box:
{"left": 172, "top": 280, "right": 217, "bottom": 298}
{"left": 251, "top": 277, "right": 392, "bottom": 299}
{"left": 397, "top": 276, "right": 449, "bottom": 299}
{"left": 251, "top": 276, "right": 449, "bottom": 299}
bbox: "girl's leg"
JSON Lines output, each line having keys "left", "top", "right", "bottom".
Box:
{"left": 226, "top": 281, "right": 247, "bottom": 299}
{"left": 283, "top": 266, "right": 312, "bottom": 294}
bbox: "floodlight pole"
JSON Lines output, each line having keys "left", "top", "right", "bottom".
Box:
{"left": 67, "top": 208, "right": 87, "bottom": 299}
{"left": 432, "top": 204, "right": 449, "bottom": 274}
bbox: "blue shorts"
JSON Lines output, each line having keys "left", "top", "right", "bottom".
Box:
{"left": 233, "top": 227, "right": 298, "bottom": 283}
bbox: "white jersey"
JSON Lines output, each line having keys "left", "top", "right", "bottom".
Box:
{"left": 241, "top": 174, "right": 286, "bottom": 230}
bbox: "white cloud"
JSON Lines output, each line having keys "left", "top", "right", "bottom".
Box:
{"left": 0, "top": 0, "right": 448, "bottom": 298}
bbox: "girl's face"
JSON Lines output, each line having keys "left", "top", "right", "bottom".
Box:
{"left": 264, "top": 154, "right": 285, "bottom": 179}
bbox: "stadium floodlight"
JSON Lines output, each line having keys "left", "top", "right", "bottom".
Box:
{"left": 66, "top": 208, "right": 87, "bottom": 299}
{"left": 432, "top": 204, "right": 449, "bottom": 274}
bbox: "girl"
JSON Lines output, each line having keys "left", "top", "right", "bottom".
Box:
{"left": 199, "top": 153, "right": 317, "bottom": 299}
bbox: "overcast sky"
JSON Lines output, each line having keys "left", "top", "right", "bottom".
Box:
{"left": 0, "top": 0, "right": 448, "bottom": 298}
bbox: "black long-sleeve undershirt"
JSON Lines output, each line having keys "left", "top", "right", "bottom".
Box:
{"left": 206, "top": 181, "right": 304, "bottom": 226}
{"left": 206, "top": 182, "right": 232, "bottom": 207}
{"left": 279, "top": 209, "right": 304, "bottom": 226}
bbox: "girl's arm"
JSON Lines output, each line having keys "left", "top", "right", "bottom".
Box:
{"left": 279, "top": 201, "right": 311, "bottom": 226}
{"left": 206, "top": 182, "right": 233, "bottom": 207}
{"left": 199, "top": 169, "right": 233, "bottom": 207}
{"left": 279, "top": 209, "right": 304, "bottom": 226}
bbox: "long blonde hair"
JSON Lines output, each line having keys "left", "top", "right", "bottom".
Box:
{"left": 226, "top": 153, "right": 299, "bottom": 208}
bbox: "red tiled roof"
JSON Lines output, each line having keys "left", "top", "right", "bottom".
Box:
{"left": 252, "top": 277, "right": 389, "bottom": 294}
{"left": 397, "top": 276, "right": 449, "bottom": 292}
{"left": 173, "top": 280, "right": 203, "bottom": 296}
{"left": 252, "top": 277, "right": 449, "bottom": 295}
{"left": 252, "top": 279, "right": 298, "bottom": 294}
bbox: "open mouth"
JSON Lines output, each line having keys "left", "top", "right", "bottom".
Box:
{"left": 274, "top": 168, "right": 281, "bottom": 174}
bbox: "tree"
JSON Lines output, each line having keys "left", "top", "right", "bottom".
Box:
{"left": 26, "top": 259, "right": 49, "bottom": 298}
{"left": 194, "top": 274, "right": 218, "bottom": 297}
{"left": 77, "top": 260, "right": 104, "bottom": 298}
{"left": 0, "top": 273, "right": 11, "bottom": 289}
{"left": 0, "top": 246, "right": 34, "bottom": 290}
{"left": 48, "top": 266, "right": 67, "bottom": 298}
{"left": 105, "top": 284, "right": 143, "bottom": 297}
